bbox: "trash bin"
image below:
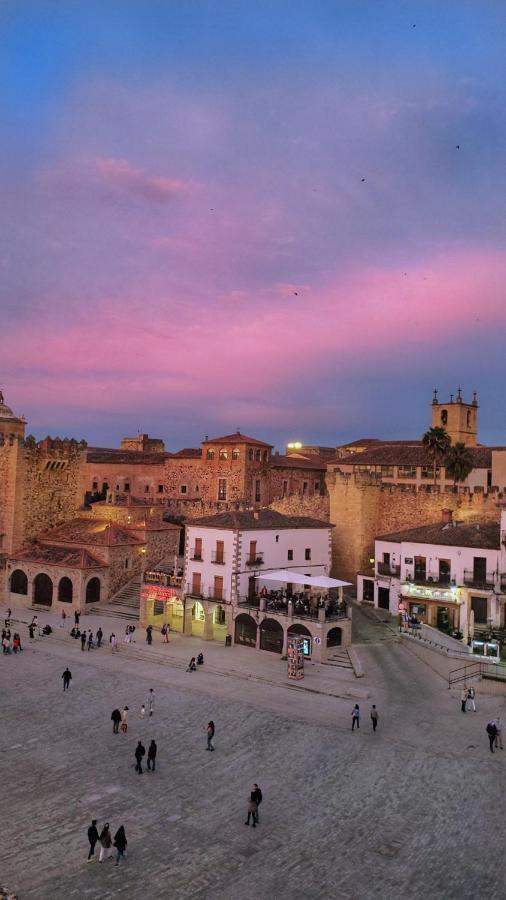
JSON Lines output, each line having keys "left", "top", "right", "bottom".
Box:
{"left": 225, "top": 635, "right": 232, "bottom": 647}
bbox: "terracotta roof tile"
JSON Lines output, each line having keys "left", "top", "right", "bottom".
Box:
{"left": 10, "top": 544, "right": 107, "bottom": 569}
{"left": 38, "top": 518, "right": 144, "bottom": 546}
{"left": 376, "top": 520, "right": 500, "bottom": 549}
{"left": 204, "top": 432, "right": 273, "bottom": 447}
{"left": 190, "top": 509, "right": 332, "bottom": 530}
{"left": 334, "top": 445, "right": 491, "bottom": 468}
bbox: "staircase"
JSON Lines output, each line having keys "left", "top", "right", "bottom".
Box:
{"left": 324, "top": 647, "right": 354, "bottom": 670}
{"left": 97, "top": 576, "right": 142, "bottom": 620}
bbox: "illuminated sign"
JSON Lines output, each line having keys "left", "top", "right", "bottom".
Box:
{"left": 141, "top": 585, "right": 180, "bottom": 602}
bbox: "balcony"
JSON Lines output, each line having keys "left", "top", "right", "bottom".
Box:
{"left": 407, "top": 573, "right": 452, "bottom": 587}
{"left": 211, "top": 551, "right": 226, "bottom": 565}
{"left": 190, "top": 551, "right": 203, "bottom": 561}
{"left": 238, "top": 596, "right": 348, "bottom": 622}
{"left": 185, "top": 583, "right": 229, "bottom": 603}
{"left": 245, "top": 552, "right": 264, "bottom": 567}
{"left": 186, "top": 582, "right": 204, "bottom": 598}
{"left": 463, "top": 570, "right": 495, "bottom": 589}
{"left": 377, "top": 562, "right": 400, "bottom": 577}
{"left": 207, "top": 588, "right": 228, "bottom": 603}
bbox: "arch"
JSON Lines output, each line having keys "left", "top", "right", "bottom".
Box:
{"left": 260, "top": 617, "right": 284, "bottom": 653}
{"left": 235, "top": 613, "right": 257, "bottom": 647}
{"left": 10, "top": 569, "right": 28, "bottom": 595}
{"left": 33, "top": 573, "right": 53, "bottom": 606}
{"left": 466, "top": 410, "right": 471, "bottom": 427}
{"left": 255, "top": 449, "right": 261, "bottom": 461}
{"left": 219, "top": 447, "right": 228, "bottom": 460}
{"left": 214, "top": 604, "right": 226, "bottom": 625}
{"left": 85, "top": 577, "right": 101, "bottom": 604}
{"left": 192, "top": 600, "right": 205, "bottom": 621}
{"left": 58, "top": 576, "right": 73, "bottom": 603}
{"left": 287, "top": 623, "right": 312, "bottom": 638}
{"left": 327, "top": 627, "right": 342, "bottom": 648}
{"left": 232, "top": 448, "right": 240, "bottom": 460}
{"left": 248, "top": 448, "right": 254, "bottom": 461}
{"left": 206, "top": 449, "right": 215, "bottom": 460}
{"left": 440, "top": 409, "right": 448, "bottom": 426}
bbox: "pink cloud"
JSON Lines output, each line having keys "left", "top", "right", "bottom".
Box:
{"left": 95, "top": 158, "right": 185, "bottom": 202}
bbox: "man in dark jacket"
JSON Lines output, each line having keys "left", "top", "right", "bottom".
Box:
{"left": 111, "top": 708, "right": 122, "bottom": 734}
{"left": 486, "top": 721, "right": 497, "bottom": 753}
{"left": 252, "top": 784, "right": 263, "bottom": 823}
{"left": 62, "top": 668, "right": 72, "bottom": 691}
{"left": 96, "top": 627, "right": 103, "bottom": 648}
{"left": 87, "top": 819, "right": 99, "bottom": 861}
{"left": 134, "top": 741, "right": 146, "bottom": 773}
{"left": 147, "top": 739, "right": 157, "bottom": 771}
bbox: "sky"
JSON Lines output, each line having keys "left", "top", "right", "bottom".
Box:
{"left": 2, "top": 0, "right": 506, "bottom": 451}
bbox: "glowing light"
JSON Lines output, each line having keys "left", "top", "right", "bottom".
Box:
{"left": 287, "top": 442, "right": 303, "bottom": 449}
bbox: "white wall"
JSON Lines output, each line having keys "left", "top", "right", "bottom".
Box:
{"left": 185, "top": 526, "right": 237, "bottom": 601}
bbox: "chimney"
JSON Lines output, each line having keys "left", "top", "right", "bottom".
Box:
{"left": 441, "top": 508, "right": 453, "bottom": 525}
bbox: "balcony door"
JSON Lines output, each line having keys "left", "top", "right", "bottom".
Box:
{"left": 213, "top": 576, "right": 224, "bottom": 601}
{"left": 215, "top": 540, "right": 224, "bottom": 564}
{"left": 193, "top": 538, "right": 202, "bottom": 561}
{"left": 191, "top": 572, "right": 202, "bottom": 596}
{"left": 438, "top": 559, "right": 451, "bottom": 584}
{"left": 414, "top": 556, "right": 426, "bottom": 582}
{"left": 473, "top": 557, "right": 486, "bottom": 583}
{"left": 249, "top": 540, "right": 257, "bottom": 564}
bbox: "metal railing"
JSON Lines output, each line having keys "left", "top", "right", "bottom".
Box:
{"left": 185, "top": 583, "right": 228, "bottom": 603}
{"left": 448, "top": 661, "right": 506, "bottom": 688}
{"left": 245, "top": 552, "right": 264, "bottom": 567}
{"left": 405, "top": 574, "right": 453, "bottom": 587}
{"left": 211, "top": 551, "right": 226, "bottom": 564}
{"left": 463, "top": 570, "right": 495, "bottom": 588}
{"left": 237, "top": 597, "right": 348, "bottom": 621}
{"left": 377, "top": 563, "right": 400, "bottom": 577}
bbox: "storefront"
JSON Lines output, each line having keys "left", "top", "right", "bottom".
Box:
{"left": 401, "top": 582, "right": 463, "bottom": 631}
{"left": 140, "top": 583, "right": 184, "bottom": 630}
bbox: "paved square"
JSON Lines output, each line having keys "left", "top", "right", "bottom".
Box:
{"left": 0, "top": 605, "right": 505, "bottom": 900}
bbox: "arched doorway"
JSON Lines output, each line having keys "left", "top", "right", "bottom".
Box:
{"left": 288, "top": 623, "right": 312, "bottom": 657}
{"left": 58, "top": 577, "right": 73, "bottom": 603}
{"left": 191, "top": 600, "right": 205, "bottom": 637}
{"left": 327, "top": 627, "right": 342, "bottom": 648}
{"left": 33, "top": 573, "right": 53, "bottom": 606}
{"left": 85, "top": 577, "right": 101, "bottom": 604}
{"left": 10, "top": 569, "right": 28, "bottom": 595}
{"left": 234, "top": 613, "right": 257, "bottom": 647}
{"left": 260, "top": 617, "right": 284, "bottom": 653}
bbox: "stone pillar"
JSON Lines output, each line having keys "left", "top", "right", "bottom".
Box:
{"left": 281, "top": 625, "right": 288, "bottom": 657}
{"left": 255, "top": 615, "right": 262, "bottom": 650}
{"left": 183, "top": 599, "right": 193, "bottom": 636}
{"left": 260, "top": 597, "right": 266, "bottom": 612}
{"left": 318, "top": 607, "right": 326, "bottom": 623}
{"left": 203, "top": 607, "right": 215, "bottom": 641}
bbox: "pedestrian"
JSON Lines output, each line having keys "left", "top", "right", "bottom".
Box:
{"left": 252, "top": 784, "right": 262, "bottom": 823}
{"left": 87, "top": 630, "right": 93, "bottom": 651}
{"left": 148, "top": 688, "right": 155, "bottom": 717}
{"left": 111, "top": 708, "right": 122, "bottom": 734}
{"left": 134, "top": 740, "right": 146, "bottom": 773}
{"left": 30, "top": 615, "right": 38, "bottom": 629}
{"left": 146, "top": 625, "right": 153, "bottom": 645}
{"left": 461, "top": 687, "right": 467, "bottom": 713}
{"left": 486, "top": 721, "right": 497, "bottom": 753}
{"left": 113, "top": 825, "right": 127, "bottom": 866}
{"left": 467, "top": 685, "right": 477, "bottom": 712}
{"left": 74, "top": 610, "right": 80, "bottom": 626}
{"left": 197, "top": 651, "right": 204, "bottom": 666}
{"left": 186, "top": 657, "right": 196, "bottom": 672}
{"left": 370, "top": 705, "right": 379, "bottom": 731}
{"left": 62, "top": 667, "right": 72, "bottom": 691}
{"left": 61, "top": 609, "right": 67, "bottom": 627}
{"left": 140, "top": 704, "right": 146, "bottom": 719}
{"left": 110, "top": 633, "right": 117, "bottom": 652}
{"left": 493, "top": 716, "right": 503, "bottom": 750}
{"left": 2, "top": 635, "right": 11, "bottom": 654}
{"left": 351, "top": 704, "right": 360, "bottom": 730}
{"left": 80, "top": 631, "right": 86, "bottom": 651}
{"left": 124, "top": 625, "right": 131, "bottom": 645}
{"left": 87, "top": 819, "right": 99, "bottom": 861}
{"left": 96, "top": 627, "right": 103, "bottom": 648}
{"left": 28, "top": 623, "right": 35, "bottom": 640}
{"left": 206, "top": 720, "right": 215, "bottom": 751}
{"left": 245, "top": 791, "right": 258, "bottom": 827}
{"left": 147, "top": 739, "right": 157, "bottom": 771}
{"left": 162, "top": 623, "right": 170, "bottom": 643}
{"left": 12, "top": 633, "right": 21, "bottom": 653}
{"left": 98, "top": 822, "right": 113, "bottom": 862}
{"left": 120, "top": 706, "right": 129, "bottom": 734}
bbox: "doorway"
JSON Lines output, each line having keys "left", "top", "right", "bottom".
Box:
{"left": 378, "top": 587, "right": 390, "bottom": 610}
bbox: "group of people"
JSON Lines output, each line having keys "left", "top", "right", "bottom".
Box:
{"left": 255, "top": 587, "right": 345, "bottom": 619}
{"left": 186, "top": 652, "right": 204, "bottom": 672}
{"left": 2, "top": 627, "right": 22, "bottom": 654}
{"left": 460, "top": 685, "right": 477, "bottom": 712}
{"left": 351, "top": 704, "right": 379, "bottom": 731}
{"left": 486, "top": 718, "right": 504, "bottom": 753}
{"left": 87, "top": 821, "right": 127, "bottom": 865}
{"left": 134, "top": 740, "right": 158, "bottom": 773}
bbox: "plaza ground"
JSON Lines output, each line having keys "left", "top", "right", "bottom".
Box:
{"left": 0, "top": 603, "right": 505, "bottom": 900}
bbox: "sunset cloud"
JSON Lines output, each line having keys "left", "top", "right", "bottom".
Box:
{"left": 95, "top": 158, "right": 185, "bottom": 202}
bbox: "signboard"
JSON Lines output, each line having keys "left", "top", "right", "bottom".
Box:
{"left": 141, "top": 585, "right": 179, "bottom": 602}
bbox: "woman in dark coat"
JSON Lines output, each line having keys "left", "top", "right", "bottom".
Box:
{"left": 113, "top": 825, "right": 127, "bottom": 865}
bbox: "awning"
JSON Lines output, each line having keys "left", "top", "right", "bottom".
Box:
{"left": 254, "top": 570, "right": 351, "bottom": 588}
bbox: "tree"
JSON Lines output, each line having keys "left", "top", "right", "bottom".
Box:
{"left": 422, "top": 426, "right": 451, "bottom": 485}
{"left": 444, "top": 442, "right": 474, "bottom": 487}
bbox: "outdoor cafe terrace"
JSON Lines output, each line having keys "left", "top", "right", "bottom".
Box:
{"left": 238, "top": 590, "right": 348, "bottom": 622}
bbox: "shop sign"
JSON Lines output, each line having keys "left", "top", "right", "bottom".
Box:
{"left": 141, "top": 585, "right": 178, "bottom": 602}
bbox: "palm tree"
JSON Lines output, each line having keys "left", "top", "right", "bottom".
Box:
{"left": 422, "top": 426, "right": 451, "bottom": 485}
{"left": 444, "top": 442, "right": 474, "bottom": 487}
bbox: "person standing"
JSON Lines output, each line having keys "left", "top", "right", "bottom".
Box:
{"left": 134, "top": 741, "right": 146, "bottom": 774}
{"left": 147, "top": 739, "right": 157, "bottom": 771}
{"left": 460, "top": 687, "right": 467, "bottom": 713}
{"left": 124, "top": 625, "right": 131, "bottom": 645}
{"left": 111, "top": 708, "right": 122, "bottom": 734}
{"left": 98, "top": 823, "right": 113, "bottom": 862}
{"left": 146, "top": 625, "right": 153, "bottom": 645}
{"left": 87, "top": 819, "right": 99, "bottom": 861}
{"left": 493, "top": 716, "right": 503, "bottom": 750}
{"left": 80, "top": 631, "right": 86, "bottom": 652}
{"left": 206, "top": 721, "right": 215, "bottom": 751}
{"left": 370, "top": 705, "right": 379, "bottom": 732}
{"left": 467, "top": 685, "right": 477, "bottom": 712}
{"left": 74, "top": 610, "right": 80, "bottom": 627}
{"left": 486, "top": 721, "right": 497, "bottom": 753}
{"left": 351, "top": 705, "right": 360, "bottom": 730}
{"left": 62, "top": 667, "right": 72, "bottom": 691}
{"left": 96, "top": 627, "right": 103, "bottom": 648}
{"left": 148, "top": 688, "right": 155, "bottom": 717}
{"left": 113, "top": 825, "right": 127, "bottom": 866}
{"left": 252, "top": 784, "right": 262, "bottom": 823}
{"left": 87, "top": 630, "right": 93, "bottom": 651}
{"left": 61, "top": 609, "right": 67, "bottom": 627}
{"left": 245, "top": 791, "right": 258, "bottom": 827}
{"left": 140, "top": 704, "right": 146, "bottom": 719}
{"left": 121, "top": 706, "right": 129, "bottom": 734}
{"left": 110, "top": 633, "right": 117, "bottom": 652}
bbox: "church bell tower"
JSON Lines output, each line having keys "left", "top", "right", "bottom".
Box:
{"left": 431, "top": 388, "right": 478, "bottom": 447}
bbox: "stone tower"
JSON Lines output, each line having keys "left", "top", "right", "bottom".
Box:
{"left": 431, "top": 388, "right": 478, "bottom": 447}
{"left": 0, "top": 389, "right": 26, "bottom": 440}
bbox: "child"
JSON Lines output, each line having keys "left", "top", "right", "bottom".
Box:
{"left": 140, "top": 704, "right": 146, "bottom": 719}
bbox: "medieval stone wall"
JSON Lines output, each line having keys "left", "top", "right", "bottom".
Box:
{"left": 328, "top": 471, "right": 503, "bottom": 583}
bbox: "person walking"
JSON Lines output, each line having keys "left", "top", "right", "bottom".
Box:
{"left": 87, "top": 630, "right": 93, "bottom": 651}
{"left": 87, "top": 819, "right": 99, "bottom": 861}
{"left": 61, "top": 609, "right": 67, "bottom": 627}
{"left": 98, "top": 823, "right": 113, "bottom": 862}
{"left": 110, "top": 633, "right": 117, "bottom": 652}
{"left": 186, "top": 657, "right": 196, "bottom": 672}
{"left": 120, "top": 706, "right": 129, "bottom": 734}
{"left": 486, "top": 721, "right": 497, "bottom": 753}
{"left": 245, "top": 791, "right": 258, "bottom": 827}
{"left": 111, "top": 708, "right": 122, "bottom": 734}
{"left": 206, "top": 721, "right": 215, "bottom": 751}
{"left": 147, "top": 739, "right": 157, "bottom": 771}
{"left": 467, "top": 685, "right": 477, "bottom": 712}
{"left": 370, "top": 705, "right": 379, "bottom": 732}
{"left": 140, "top": 704, "right": 146, "bottom": 719}
{"left": 96, "top": 627, "right": 103, "bottom": 648}
{"left": 252, "top": 784, "right": 262, "bottom": 823}
{"left": 80, "top": 631, "right": 87, "bottom": 651}
{"left": 351, "top": 704, "right": 360, "bottom": 730}
{"left": 113, "top": 825, "right": 127, "bottom": 866}
{"left": 62, "top": 667, "right": 72, "bottom": 691}
{"left": 74, "top": 610, "right": 80, "bottom": 627}
{"left": 124, "top": 625, "right": 131, "bottom": 645}
{"left": 148, "top": 688, "right": 155, "bottom": 717}
{"left": 460, "top": 687, "right": 467, "bottom": 713}
{"left": 493, "top": 715, "right": 503, "bottom": 750}
{"left": 134, "top": 741, "right": 146, "bottom": 774}
{"left": 146, "top": 625, "right": 153, "bottom": 645}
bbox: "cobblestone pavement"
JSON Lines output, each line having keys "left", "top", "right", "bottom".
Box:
{"left": 0, "top": 604, "right": 505, "bottom": 900}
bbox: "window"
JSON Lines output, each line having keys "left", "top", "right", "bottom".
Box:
{"left": 92, "top": 481, "right": 98, "bottom": 491}
{"left": 288, "top": 549, "right": 293, "bottom": 561}
{"left": 180, "top": 485, "right": 187, "bottom": 494}
{"left": 124, "top": 482, "right": 130, "bottom": 493}
{"left": 195, "top": 484, "right": 199, "bottom": 492}
{"left": 282, "top": 480, "right": 288, "bottom": 496}
{"left": 263, "top": 451, "right": 268, "bottom": 462}
{"left": 362, "top": 579, "right": 374, "bottom": 602}
{"left": 380, "top": 466, "right": 394, "bottom": 477}
{"left": 421, "top": 466, "right": 434, "bottom": 480}
{"left": 467, "top": 410, "right": 471, "bottom": 427}
{"left": 357, "top": 465, "right": 371, "bottom": 473}
{"left": 248, "top": 448, "right": 254, "bottom": 461}
{"left": 302, "top": 481, "right": 308, "bottom": 494}
{"left": 158, "top": 484, "right": 164, "bottom": 493}
{"left": 218, "top": 479, "right": 227, "bottom": 501}
{"left": 115, "top": 484, "right": 120, "bottom": 491}
{"left": 214, "top": 605, "right": 226, "bottom": 625}
{"left": 275, "top": 534, "right": 279, "bottom": 542}
{"left": 255, "top": 479, "right": 261, "bottom": 502}
{"left": 232, "top": 448, "right": 240, "bottom": 460}
{"left": 441, "top": 409, "right": 448, "bottom": 425}
{"left": 219, "top": 448, "right": 228, "bottom": 460}
{"left": 255, "top": 449, "right": 261, "bottom": 461}
{"left": 305, "top": 548, "right": 311, "bottom": 560}
{"left": 398, "top": 465, "right": 417, "bottom": 479}
{"left": 144, "top": 485, "right": 150, "bottom": 493}
{"left": 314, "top": 480, "right": 320, "bottom": 492}
{"left": 124, "top": 558, "right": 129, "bottom": 569}
{"left": 192, "top": 538, "right": 202, "bottom": 560}
{"left": 206, "top": 449, "right": 215, "bottom": 460}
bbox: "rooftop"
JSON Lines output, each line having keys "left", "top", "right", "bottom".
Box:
{"left": 334, "top": 444, "right": 491, "bottom": 468}
{"left": 86, "top": 448, "right": 167, "bottom": 464}
{"left": 376, "top": 520, "right": 500, "bottom": 550}
{"left": 270, "top": 454, "right": 327, "bottom": 471}
{"left": 10, "top": 544, "right": 107, "bottom": 569}
{"left": 204, "top": 431, "right": 273, "bottom": 448}
{"left": 38, "top": 518, "right": 144, "bottom": 547}
{"left": 190, "top": 509, "right": 332, "bottom": 531}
